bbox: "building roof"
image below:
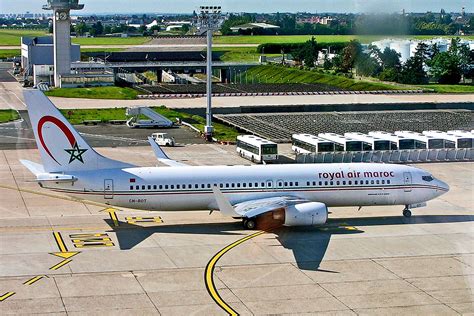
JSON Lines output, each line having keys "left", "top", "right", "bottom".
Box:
{"left": 230, "top": 22, "right": 280, "bottom": 31}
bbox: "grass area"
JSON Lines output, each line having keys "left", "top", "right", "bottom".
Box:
{"left": 215, "top": 47, "right": 280, "bottom": 62}
{"left": 245, "top": 65, "right": 402, "bottom": 91}
{"left": 0, "top": 49, "right": 20, "bottom": 59}
{"left": 0, "top": 109, "right": 20, "bottom": 123}
{"left": 60, "top": 108, "right": 126, "bottom": 125}
{"left": 151, "top": 106, "right": 239, "bottom": 141}
{"left": 416, "top": 84, "right": 474, "bottom": 93}
{"left": 60, "top": 106, "right": 239, "bottom": 141}
{"left": 0, "top": 29, "right": 48, "bottom": 46}
{"left": 71, "top": 37, "right": 150, "bottom": 46}
{"left": 45, "top": 87, "right": 139, "bottom": 100}
{"left": 215, "top": 34, "right": 474, "bottom": 45}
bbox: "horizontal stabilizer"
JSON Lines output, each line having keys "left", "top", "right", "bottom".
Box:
{"left": 36, "top": 173, "right": 77, "bottom": 183}
{"left": 20, "top": 159, "right": 45, "bottom": 176}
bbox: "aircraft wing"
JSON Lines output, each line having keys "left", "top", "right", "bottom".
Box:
{"left": 147, "top": 137, "right": 188, "bottom": 167}
{"left": 212, "top": 186, "right": 309, "bottom": 218}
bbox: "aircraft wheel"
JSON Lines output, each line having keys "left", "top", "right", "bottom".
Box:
{"left": 243, "top": 218, "right": 256, "bottom": 230}
{"left": 403, "top": 208, "right": 412, "bottom": 218}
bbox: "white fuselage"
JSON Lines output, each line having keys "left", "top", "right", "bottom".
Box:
{"left": 42, "top": 163, "right": 449, "bottom": 212}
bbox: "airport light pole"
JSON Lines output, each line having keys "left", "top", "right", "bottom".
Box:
{"left": 197, "top": 6, "right": 221, "bottom": 141}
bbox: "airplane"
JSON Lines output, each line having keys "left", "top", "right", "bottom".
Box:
{"left": 20, "top": 90, "right": 449, "bottom": 229}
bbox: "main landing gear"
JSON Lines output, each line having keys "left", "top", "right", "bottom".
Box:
{"left": 242, "top": 217, "right": 256, "bottom": 230}
{"left": 403, "top": 206, "right": 412, "bottom": 218}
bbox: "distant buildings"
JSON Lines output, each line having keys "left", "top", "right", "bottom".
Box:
{"left": 296, "top": 16, "right": 333, "bottom": 25}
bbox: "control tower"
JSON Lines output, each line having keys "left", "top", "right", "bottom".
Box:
{"left": 43, "top": 0, "right": 84, "bottom": 87}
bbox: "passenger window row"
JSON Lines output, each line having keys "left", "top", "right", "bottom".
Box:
{"left": 306, "top": 179, "right": 391, "bottom": 186}
{"left": 128, "top": 179, "right": 391, "bottom": 191}
{"left": 130, "top": 182, "right": 269, "bottom": 191}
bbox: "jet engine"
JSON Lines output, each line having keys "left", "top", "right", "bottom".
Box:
{"left": 284, "top": 202, "right": 328, "bottom": 226}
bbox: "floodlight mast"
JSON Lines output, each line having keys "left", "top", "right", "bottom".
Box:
{"left": 197, "top": 6, "right": 221, "bottom": 141}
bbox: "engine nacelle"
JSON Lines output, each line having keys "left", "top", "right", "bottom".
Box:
{"left": 284, "top": 202, "right": 328, "bottom": 226}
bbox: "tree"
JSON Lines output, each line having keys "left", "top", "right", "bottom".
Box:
{"left": 414, "top": 42, "right": 431, "bottom": 63}
{"left": 91, "top": 21, "right": 104, "bottom": 35}
{"left": 294, "top": 37, "right": 319, "bottom": 67}
{"left": 74, "top": 22, "right": 88, "bottom": 36}
{"left": 379, "top": 47, "right": 401, "bottom": 71}
{"left": 104, "top": 25, "right": 112, "bottom": 34}
{"left": 429, "top": 52, "right": 461, "bottom": 84}
{"left": 181, "top": 24, "right": 190, "bottom": 35}
{"left": 355, "top": 53, "right": 380, "bottom": 77}
{"left": 340, "top": 40, "right": 362, "bottom": 73}
{"left": 399, "top": 55, "right": 429, "bottom": 84}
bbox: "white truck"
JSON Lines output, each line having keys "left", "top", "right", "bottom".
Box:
{"left": 151, "top": 133, "right": 175, "bottom": 147}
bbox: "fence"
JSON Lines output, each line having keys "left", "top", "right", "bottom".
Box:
{"left": 296, "top": 148, "right": 473, "bottom": 164}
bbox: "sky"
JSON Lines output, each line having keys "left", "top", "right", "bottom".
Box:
{"left": 1, "top": 0, "right": 473, "bottom": 14}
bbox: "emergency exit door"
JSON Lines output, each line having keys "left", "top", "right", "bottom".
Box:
{"left": 104, "top": 179, "right": 114, "bottom": 199}
{"left": 403, "top": 172, "right": 412, "bottom": 192}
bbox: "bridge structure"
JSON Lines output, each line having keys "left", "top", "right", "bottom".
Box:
{"left": 85, "top": 51, "right": 258, "bottom": 83}
{"left": 108, "top": 61, "right": 258, "bottom": 83}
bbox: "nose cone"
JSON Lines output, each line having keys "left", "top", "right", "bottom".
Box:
{"left": 436, "top": 179, "right": 450, "bottom": 195}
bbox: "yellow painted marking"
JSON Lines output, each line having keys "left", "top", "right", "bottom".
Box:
{"left": 49, "top": 259, "right": 72, "bottom": 270}
{"left": 74, "top": 243, "right": 114, "bottom": 248}
{"left": 50, "top": 252, "right": 79, "bottom": 259}
{"left": 125, "top": 216, "right": 163, "bottom": 224}
{"left": 109, "top": 211, "right": 119, "bottom": 227}
{"left": 23, "top": 275, "right": 44, "bottom": 285}
{"left": 0, "top": 292, "right": 15, "bottom": 301}
{"left": 50, "top": 232, "right": 80, "bottom": 259}
{"left": 70, "top": 233, "right": 108, "bottom": 238}
{"left": 53, "top": 232, "right": 68, "bottom": 252}
{"left": 72, "top": 237, "right": 112, "bottom": 243}
{"left": 205, "top": 230, "right": 266, "bottom": 315}
{"left": 101, "top": 208, "right": 120, "bottom": 227}
{"left": 70, "top": 233, "right": 114, "bottom": 248}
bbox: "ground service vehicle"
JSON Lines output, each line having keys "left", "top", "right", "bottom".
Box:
{"left": 236, "top": 135, "right": 278, "bottom": 163}
{"left": 151, "top": 133, "right": 175, "bottom": 147}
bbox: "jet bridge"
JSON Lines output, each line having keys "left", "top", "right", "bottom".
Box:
{"left": 126, "top": 107, "right": 173, "bottom": 128}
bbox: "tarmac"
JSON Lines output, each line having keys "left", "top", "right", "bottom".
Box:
{"left": 0, "top": 143, "right": 473, "bottom": 315}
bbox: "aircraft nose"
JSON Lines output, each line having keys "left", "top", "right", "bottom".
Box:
{"left": 436, "top": 179, "right": 450, "bottom": 194}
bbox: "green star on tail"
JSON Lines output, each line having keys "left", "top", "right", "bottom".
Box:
{"left": 64, "top": 142, "right": 88, "bottom": 164}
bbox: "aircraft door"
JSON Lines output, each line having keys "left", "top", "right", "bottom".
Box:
{"left": 104, "top": 179, "right": 114, "bottom": 199}
{"left": 403, "top": 172, "right": 412, "bottom": 192}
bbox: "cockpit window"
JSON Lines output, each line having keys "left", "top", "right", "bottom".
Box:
{"left": 422, "top": 175, "right": 434, "bottom": 182}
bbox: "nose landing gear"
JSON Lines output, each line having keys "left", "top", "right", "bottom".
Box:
{"left": 403, "top": 206, "right": 412, "bottom": 218}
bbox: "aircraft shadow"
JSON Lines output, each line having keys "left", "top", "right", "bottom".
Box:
{"left": 104, "top": 214, "right": 474, "bottom": 271}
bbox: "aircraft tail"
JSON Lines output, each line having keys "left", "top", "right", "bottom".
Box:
{"left": 24, "top": 90, "right": 134, "bottom": 173}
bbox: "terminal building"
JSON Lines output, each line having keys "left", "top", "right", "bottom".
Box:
{"left": 21, "top": 36, "right": 114, "bottom": 88}
{"left": 21, "top": 36, "right": 80, "bottom": 77}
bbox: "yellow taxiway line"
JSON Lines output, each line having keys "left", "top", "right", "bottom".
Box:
{"left": 0, "top": 292, "right": 15, "bottom": 301}
{"left": 49, "top": 259, "right": 72, "bottom": 270}
{"left": 205, "top": 230, "right": 266, "bottom": 315}
{"left": 23, "top": 275, "right": 44, "bottom": 286}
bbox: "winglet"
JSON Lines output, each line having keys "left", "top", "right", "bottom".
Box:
{"left": 212, "top": 186, "right": 242, "bottom": 217}
{"left": 147, "top": 136, "right": 171, "bottom": 159}
{"left": 147, "top": 137, "right": 188, "bottom": 167}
